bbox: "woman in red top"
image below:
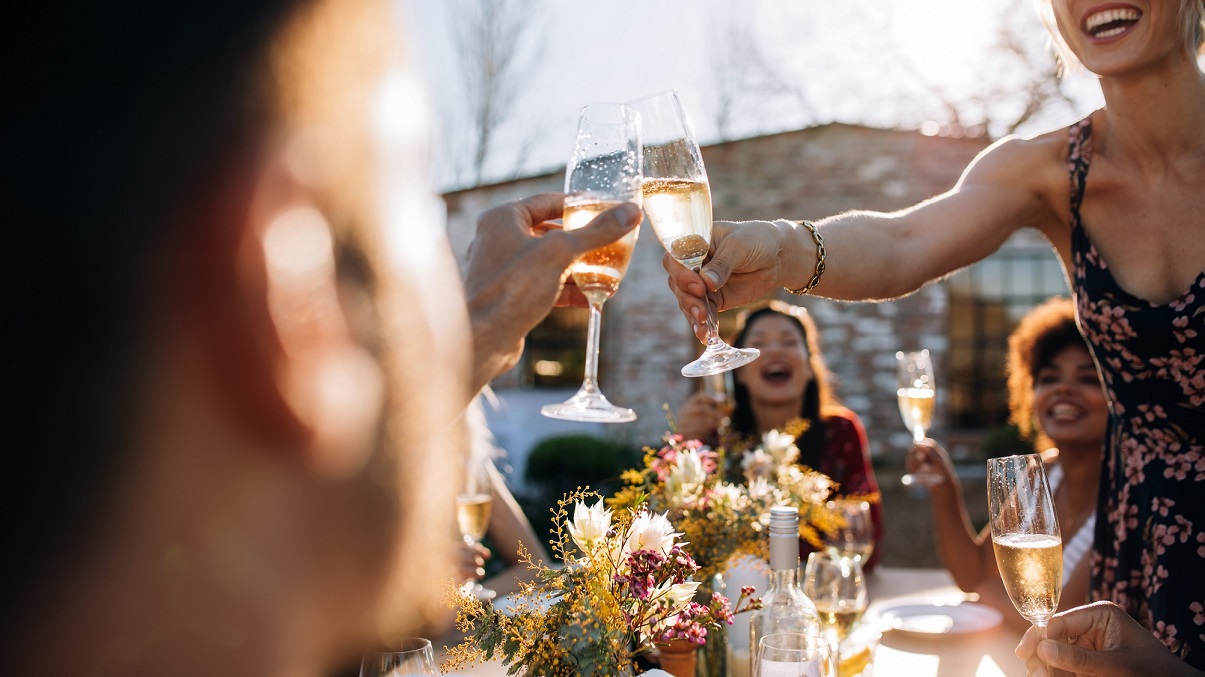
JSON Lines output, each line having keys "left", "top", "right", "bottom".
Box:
{"left": 676, "top": 300, "right": 884, "bottom": 568}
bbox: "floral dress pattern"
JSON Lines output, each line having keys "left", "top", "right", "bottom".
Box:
{"left": 1068, "top": 116, "right": 1205, "bottom": 667}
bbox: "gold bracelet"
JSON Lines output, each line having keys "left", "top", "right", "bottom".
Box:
{"left": 784, "top": 219, "right": 825, "bottom": 296}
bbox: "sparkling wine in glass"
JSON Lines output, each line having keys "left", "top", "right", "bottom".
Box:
{"left": 897, "top": 349, "right": 942, "bottom": 486}
{"left": 541, "top": 103, "right": 642, "bottom": 423}
{"left": 754, "top": 632, "right": 834, "bottom": 677}
{"left": 457, "top": 454, "right": 495, "bottom": 602}
{"left": 802, "top": 552, "right": 868, "bottom": 669}
{"left": 360, "top": 637, "right": 438, "bottom": 677}
{"left": 825, "top": 498, "right": 874, "bottom": 564}
{"left": 630, "top": 90, "right": 758, "bottom": 378}
{"left": 988, "top": 453, "right": 1062, "bottom": 637}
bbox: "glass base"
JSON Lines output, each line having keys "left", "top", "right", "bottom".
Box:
{"left": 681, "top": 345, "right": 760, "bottom": 377}
{"left": 541, "top": 391, "right": 636, "bottom": 423}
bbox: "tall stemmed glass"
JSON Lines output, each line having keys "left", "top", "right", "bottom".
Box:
{"left": 988, "top": 454, "right": 1062, "bottom": 640}
{"left": 897, "top": 349, "right": 942, "bottom": 486}
{"left": 630, "top": 91, "right": 758, "bottom": 377}
{"left": 541, "top": 103, "right": 642, "bottom": 423}
{"left": 803, "top": 552, "right": 868, "bottom": 670}
{"left": 825, "top": 498, "right": 874, "bottom": 564}
{"left": 457, "top": 453, "right": 495, "bottom": 602}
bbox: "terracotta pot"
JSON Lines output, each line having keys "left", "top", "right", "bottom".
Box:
{"left": 656, "top": 639, "right": 699, "bottom": 677}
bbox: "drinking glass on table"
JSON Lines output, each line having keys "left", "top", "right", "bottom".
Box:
{"left": 541, "top": 102, "right": 642, "bottom": 423}
{"left": 988, "top": 453, "right": 1062, "bottom": 639}
{"left": 802, "top": 552, "right": 867, "bottom": 671}
{"left": 896, "top": 349, "right": 942, "bottom": 486}
{"left": 457, "top": 453, "right": 496, "bottom": 602}
{"left": 359, "top": 637, "right": 438, "bottom": 677}
{"left": 754, "top": 632, "right": 834, "bottom": 677}
{"left": 825, "top": 498, "right": 874, "bottom": 564}
{"left": 630, "top": 90, "right": 758, "bottom": 377}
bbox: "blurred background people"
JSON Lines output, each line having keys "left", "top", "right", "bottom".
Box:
{"left": 910, "top": 297, "right": 1104, "bottom": 629}
{"left": 676, "top": 301, "right": 884, "bottom": 568}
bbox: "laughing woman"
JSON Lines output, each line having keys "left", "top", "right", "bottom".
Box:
{"left": 909, "top": 298, "right": 1105, "bottom": 631}
{"left": 675, "top": 300, "right": 884, "bottom": 568}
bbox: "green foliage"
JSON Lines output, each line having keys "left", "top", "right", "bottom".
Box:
{"left": 521, "top": 434, "right": 642, "bottom": 535}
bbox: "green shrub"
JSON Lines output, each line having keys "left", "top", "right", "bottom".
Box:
{"left": 982, "top": 423, "right": 1036, "bottom": 459}
{"left": 520, "top": 434, "right": 642, "bottom": 539}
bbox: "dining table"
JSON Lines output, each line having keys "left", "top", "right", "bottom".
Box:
{"left": 436, "top": 566, "right": 1027, "bottom": 677}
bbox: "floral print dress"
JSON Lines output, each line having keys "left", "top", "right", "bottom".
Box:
{"left": 1068, "top": 116, "right": 1205, "bottom": 667}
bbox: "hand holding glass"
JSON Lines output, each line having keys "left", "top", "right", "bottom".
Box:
{"left": 541, "top": 103, "right": 642, "bottom": 422}
{"left": 457, "top": 454, "right": 495, "bottom": 602}
{"left": 988, "top": 454, "right": 1062, "bottom": 636}
{"left": 630, "top": 90, "right": 758, "bottom": 377}
{"left": 897, "top": 349, "right": 942, "bottom": 486}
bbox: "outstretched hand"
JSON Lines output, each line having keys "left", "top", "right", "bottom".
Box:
{"left": 663, "top": 219, "right": 806, "bottom": 343}
{"left": 464, "top": 193, "right": 641, "bottom": 393}
{"left": 1016, "top": 601, "right": 1201, "bottom": 676}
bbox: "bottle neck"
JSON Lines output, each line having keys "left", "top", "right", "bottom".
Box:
{"left": 768, "top": 534, "right": 800, "bottom": 574}
{"left": 766, "top": 566, "right": 799, "bottom": 591}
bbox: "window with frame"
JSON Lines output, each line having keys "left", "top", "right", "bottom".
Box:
{"left": 946, "top": 233, "right": 1070, "bottom": 430}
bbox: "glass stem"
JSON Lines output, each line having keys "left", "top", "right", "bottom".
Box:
{"left": 694, "top": 265, "right": 722, "bottom": 345}
{"left": 580, "top": 295, "right": 606, "bottom": 394}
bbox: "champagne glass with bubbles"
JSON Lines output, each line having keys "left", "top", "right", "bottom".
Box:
{"left": 988, "top": 454, "right": 1062, "bottom": 639}
{"left": 457, "top": 453, "right": 495, "bottom": 602}
{"left": 897, "top": 349, "right": 943, "bottom": 486}
{"left": 630, "top": 91, "right": 758, "bottom": 377}
{"left": 541, "top": 103, "right": 642, "bottom": 423}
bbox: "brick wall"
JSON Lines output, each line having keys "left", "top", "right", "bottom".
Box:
{"left": 444, "top": 123, "right": 993, "bottom": 462}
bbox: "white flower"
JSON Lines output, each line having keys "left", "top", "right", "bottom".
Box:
{"left": 567, "top": 500, "right": 612, "bottom": 555}
{"left": 761, "top": 429, "right": 800, "bottom": 466}
{"left": 665, "top": 449, "right": 707, "bottom": 497}
{"left": 741, "top": 448, "right": 775, "bottom": 481}
{"left": 709, "top": 482, "right": 747, "bottom": 511}
{"left": 663, "top": 581, "right": 701, "bottom": 608}
{"left": 624, "top": 510, "right": 680, "bottom": 558}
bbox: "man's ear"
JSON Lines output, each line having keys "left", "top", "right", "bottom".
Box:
{"left": 172, "top": 151, "right": 384, "bottom": 479}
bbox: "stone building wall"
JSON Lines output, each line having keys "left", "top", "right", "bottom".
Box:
{"left": 443, "top": 124, "right": 993, "bottom": 462}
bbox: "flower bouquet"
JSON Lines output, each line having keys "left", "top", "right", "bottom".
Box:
{"left": 442, "top": 489, "right": 760, "bottom": 677}
{"left": 608, "top": 420, "right": 845, "bottom": 585}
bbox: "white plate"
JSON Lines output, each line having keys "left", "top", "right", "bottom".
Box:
{"left": 878, "top": 602, "right": 1003, "bottom": 637}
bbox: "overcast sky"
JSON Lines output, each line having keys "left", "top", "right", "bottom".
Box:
{"left": 400, "top": 0, "right": 1105, "bottom": 191}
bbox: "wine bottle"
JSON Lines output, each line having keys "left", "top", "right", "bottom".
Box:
{"left": 748, "top": 506, "right": 820, "bottom": 674}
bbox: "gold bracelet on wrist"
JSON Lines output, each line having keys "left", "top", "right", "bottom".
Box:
{"left": 784, "top": 219, "right": 826, "bottom": 296}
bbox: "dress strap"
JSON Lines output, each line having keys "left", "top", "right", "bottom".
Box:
{"left": 1067, "top": 117, "right": 1093, "bottom": 217}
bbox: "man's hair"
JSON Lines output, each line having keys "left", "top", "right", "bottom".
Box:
{"left": 1, "top": 0, "right": 307, "bottom": 632}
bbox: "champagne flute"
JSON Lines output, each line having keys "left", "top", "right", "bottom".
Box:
{"left": 457, "top": 453, "right": 495, "bottom": 602}
{"left": 802, "top": 552, "right": 868, "bottom": 670}
{"left": 630, "top": 90, "right": 758, "bottom": 378}
{"left": 896, "top": 349, "right": 943, "bottom": 486}
{"left": 825, "top": 498, "right": 874, "bottom": 564}
{"left": 541, "top": 103, "right": 642, "bottom": 423}
{"left": 360, "top": 637, "right": 438, "bottom": 677}
{"left": 988, "top": 453, "right": 1062, "bottom": 639}
{"left": 754, "top": 632, "right": 834, "bottom": 677}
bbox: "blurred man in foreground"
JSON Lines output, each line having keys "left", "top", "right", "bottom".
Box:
{"left": 0, "top": 1, "right": 637, "bottom": 675}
